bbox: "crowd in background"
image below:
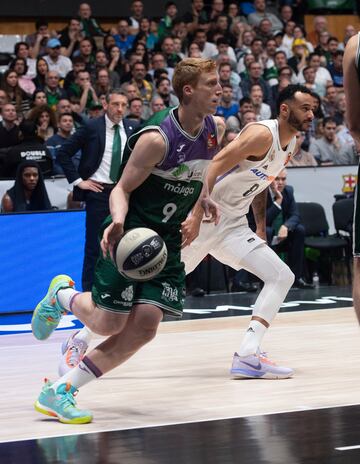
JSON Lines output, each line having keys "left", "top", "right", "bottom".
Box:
{"left": 0, "top": 0, "right": 359, "bottom": 212}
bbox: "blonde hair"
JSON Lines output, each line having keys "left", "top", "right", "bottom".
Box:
{"left": 172, "top": 58, "right": 217, "bottom": 102}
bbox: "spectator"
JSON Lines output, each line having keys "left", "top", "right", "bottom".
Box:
{"left": 293, "top": 25, "right": 314, "bottom": 54}
{"left": 216, "top": 84, "right": 238, "bottom": 119}
{"left": 339, "top": 24, "right": 356, "bottom": 50}
{"left": 88, "top": 101, "right": 104, "bottom": 119}
{"left": 129, "top": 61, "right": 153, "bottom": 108}
{"left": 208, "top": 0, "right": 225, "bottom": 21}
{"left": 138, "top": 17, "right": 158, "bottom": 50}
{"left": 240, "top": 61, "right": 272, "bottom": 105}
{"left": 267, "top": 169, "right": 312, "bottom": 289}
{"left": 148, "top": 52, "right": 174, "bottom": 81}
{"left": 256, "top": 18, "right": 274, "bottom": 44}
{"left": 129, "top": 0, "right": 144, "bottom": 34}
{"left": 222, "top": 128, "right": 240, "bottom": 147}
{"left": 161, "top": 37, "right": 182, "bottom": 68}
{"left": 333, "top": 91, "right": 347, "bottom": 126}
{"left": 14, "top": 42, "right": 36, "bottom": 79}
{"left": 250, "top": 84, "right": 271, "bottom": 120}
{"left": 0, "top": 90, "right": 9, "bottom": 119}
{"left": 182, "top": 0, "right": 209, "bottom": 34}
{"left": 327, "top": 51, "right": 344, "bottom": 88}
{"left": 126, "top": 97, "right": 145, "bottom": 123}
{"left": 309, "top": 117, "right": 356, "bottom": 165}
{"left": 322, "top": 84, "right": 338, "bottom": 117}
{"left": 46, "top": 113, "right": 80, "bottom": 175}
{"left": 225, "top": 96, "right": 254, "bottom": 131}
{"left": 150, "top": 95, "right": 165, "bottom": 114}
{"left": 78, "top": 2, "right": 106, "bottom": 38}
{"left": 287, "top": 132, "right": 317, "bottom": 167}
{"left": 281, "top": 21, "right": 296, "bottom": 57}
{"left": 1, "top": 160, "right": 52, "bottom": 212}
{"left": 77, "top": 38, "right": 96, "bottom": 74}
{"left": 95, "top": 50, "right": 120, "bottom": 88}
{"left": 0, "top": 104, "right": 19, "bottom": 149}
{"left": 9, "top": 58, "right": 36, "bottom": 95}
{"left": 211, "top": 37, "right": 237, "bottom": 65}
{"left": 298, "top": 52, "right": 333, "bottom": 96}
{"left": 107, "top": 46, "right": 125, "bottom": 81}
{"left": 44, "top": 38, "right": 73, "bottom": 79}
{"left": 326, "top": 36, "right": 340, "bottom": 65}
{"left": 113, "top": 18, "right": 135, "bottom": 55}
{"left": 58, "top": 17, "right": 83, "bottom": 58}
{"left": 247, "top": 0, "right": 284, "bottom": 32}
{"left": 288, "top": 38, "right": 309, "bottom": 74}
{"left": 27, "top": 105, "right": 57, "bottom": 141}
{"left": 94, "top": 68, "right": 112, "bottom": 97}
{"left": 25, "top": 19, "right": 52, "bottom": 59}
{"left": 158, "top": 1, "right": 179, "bottom": 40}
{"left": 32, "top": 57, "right": 49, "bottom": 90}
{"left": 43, "top": 71, "right": 67, "bottom": 110}
{"left": 193, "top": 29, "right": 217, "bottom": 59}
{"left": 1, "top": 70, "right": 31, "bottom": 116}
{"left": 121, "top": 82, "right": 140, "bottom": 101}
{"left": 67, "top": 70, "right": 99, "bottom": 113}
{"left": 155, "top": 77, "right": 179, "bottom": 108}
{"left": 307, "top": 15, "right": 328, "bottom": 47}
{"left": 0, "top": 120, "right": 53, "bottom": 178}
{"left": 303, "top": 66, "right": 324, "bottom": 97}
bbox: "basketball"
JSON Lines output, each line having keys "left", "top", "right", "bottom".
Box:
{"left": 115, "top": 228, "right": 168, "bottom": 281}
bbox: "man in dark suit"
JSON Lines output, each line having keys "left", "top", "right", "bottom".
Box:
{"left": 58, "top": 89, "right": 139, "bottom": 291}
{"left": 267, "top": 168, "right": 313, "bottom": 289}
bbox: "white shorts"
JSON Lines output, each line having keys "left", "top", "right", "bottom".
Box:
{"left": 182, "top": 214, "right": 265, "bottom": 274}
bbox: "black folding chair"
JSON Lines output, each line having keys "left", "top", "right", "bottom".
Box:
{"left": 297, "top": 202, "right": 350, "bottom": 285}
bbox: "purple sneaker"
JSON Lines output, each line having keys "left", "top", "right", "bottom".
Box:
{"left": 58, "top": 331, "right": 88, "bottom": 377}
{"left": 230, "top": 352, "right": 294, "bottom": 379}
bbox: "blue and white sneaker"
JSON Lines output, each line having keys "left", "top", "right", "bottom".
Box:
{"left": 32, "top": 275, "right": 75, "bottom": 340}
{"left": 58, "top": 331, "right": 89, "bottom": 376}
{"left": 34, "top": 379, "right": 92, "bottom": 424}
{"left": 230, "top": 352, "right": 294, "bottom": 379}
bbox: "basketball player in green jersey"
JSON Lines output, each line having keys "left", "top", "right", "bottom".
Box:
{"left": 344, "top": 32, "right": 360, "bottom": 323}
{"left": 31, "top": 58, "right": 225, "bottom": 423}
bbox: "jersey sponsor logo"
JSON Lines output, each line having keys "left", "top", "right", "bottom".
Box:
{"left": 161, "top": 282, "right": 179, "bottom": 303}
{"left": 172, "top": 164, "right": 190, "bottom": 178}
{"left": 164, "top": 182, "right": 195, "bottom": 196}
{"left": 176, "top": 144, "right": 186, "bottom": 163}
{"left": 100, "top": 293, "right": 111, "bottom": 299}
{"left": 250, "top": 168, "right": 274, "bottom": 182}
{"left": 207, "top": 133, "right": 217, "bottom": 148}
{"left": 121, "top": 286, "right": 134, "bottom": 302}
{"left": 284, "top": 152, "right": 292, "bottom": 166}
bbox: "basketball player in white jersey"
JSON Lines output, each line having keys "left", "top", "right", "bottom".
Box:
{"left": 181, "top": 84, "right": 314, "bottom": 379}
{"left": 343, "top": 33, "right": 360, "bottom": 323}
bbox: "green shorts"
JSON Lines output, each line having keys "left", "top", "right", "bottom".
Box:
{"left": 92, "top": 238, "right": 186, "bottom": 318}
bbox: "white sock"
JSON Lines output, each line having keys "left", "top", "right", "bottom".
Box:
{"left": 238, "top": 320, "right": 267, "bottom": 357}
{"left": 74, "top": 326, "right": 94, "bottom": 344}
{"left": 52, "top": 356, "right": 102, "bottom": 391}
{"left": 57, "top": 288, "right": 80, "bottom": 312}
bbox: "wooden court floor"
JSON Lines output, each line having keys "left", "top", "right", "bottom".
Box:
{"left": 0, "top": 306, "right": 360, "bottom": 449}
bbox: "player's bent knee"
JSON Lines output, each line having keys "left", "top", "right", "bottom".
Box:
{"left": 92, "top": 306, "right": 128, "bottom": 336}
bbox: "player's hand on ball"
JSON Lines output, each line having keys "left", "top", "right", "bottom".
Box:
{"left": 101, "top": 222, "right": 124, "bottom": 260}
{"left": 201, "top": 197, "right": 220, "bottom": 224}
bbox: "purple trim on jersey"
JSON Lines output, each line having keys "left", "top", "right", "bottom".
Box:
{"left": 157, "top": 108, "right": 219, "bottom": 171}
{"left": 216, "top": 164, "right": 239, "bottom": 183}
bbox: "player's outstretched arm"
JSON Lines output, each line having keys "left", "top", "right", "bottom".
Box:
{"left": 206, "top": 123, "right": 273, "bottom": 194}
{"left": 344, "top": 35, "right": 360, "bottom": 143}
{"left": 101, "top": 131, "right": 166, "bottom": 258}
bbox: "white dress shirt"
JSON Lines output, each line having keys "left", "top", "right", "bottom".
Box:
{"left": 90, "top": 114, "right": 127, "bottom": 184}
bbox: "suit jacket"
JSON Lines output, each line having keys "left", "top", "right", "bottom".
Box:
{"left": 266, "top": 185, "right": 301, "bottom": 232}
{"left": 57, "top": 115, "right": 139, "bottom": 184}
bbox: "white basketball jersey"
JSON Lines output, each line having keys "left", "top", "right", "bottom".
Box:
{"left": 212, "top": 119, "right": 296, "bottom": 218}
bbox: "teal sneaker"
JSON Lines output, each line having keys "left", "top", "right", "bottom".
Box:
{"left": 34, "top": 379, "right": 93, "bottom": 424}
{"left": 32, "top": 275, "right": 75, "bottom": 340}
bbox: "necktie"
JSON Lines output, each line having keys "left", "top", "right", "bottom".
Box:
{"left": 110, "top": 124, "right": 121, "bottom": 183}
